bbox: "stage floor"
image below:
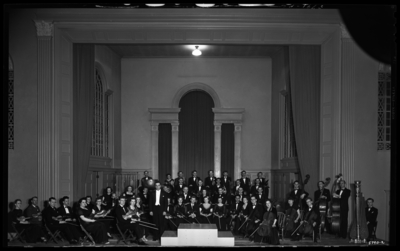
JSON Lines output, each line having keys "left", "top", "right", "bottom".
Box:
{"left": 7, "top": 231, "right": 388, "bottom": 247}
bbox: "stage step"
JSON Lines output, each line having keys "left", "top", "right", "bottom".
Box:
{"left": 161, "top": 224, "right": 234, "bottom": 246}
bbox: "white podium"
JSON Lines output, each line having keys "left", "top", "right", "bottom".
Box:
{"left": 161, "top": 224, "right": 234, "bottom": 246}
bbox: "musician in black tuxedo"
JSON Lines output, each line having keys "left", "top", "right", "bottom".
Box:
{"left": 250, "top": 178, "right": 262, "bottom": 197}
{"left": 244, "top": 195, "right": 263, "bottom": 240}
{"left": 178, "top": 186, "right": 191, "bottom": 205}
{"left": 239, "top": 171, "right": 251, "bottom": 195}
{"left": 192, "top": 179, "right": 205, "bottom": 198}
{"left": 185, "top": 196, "right": 200, "bottom": 223}
{"left": 174, "top": 177, "right": 185, "bottom": 197}
{"left": 257, "top": 172, "right": 269, "bottom": 198}
{"left": 212, "top": 187, "right": 228, "bottom": 205}
{"left": 149, "top": 181, "right": 168, "bottom": 241}
{"left": 42, "top": 197, "right": 81, "bottom": 245}
{"left": 188, "top": 170, "right": 200, "bottom": 193}
{"left": 174, "top": 171, "right": 186, "bottom": 186}
{"left": 204, "top": 170, "right": 216, "bottom": 190}
{"left": 333, "top": 180, "right": 351, "bottom": 239}
{"left": 288, "top": 180, "right": 309, "bottom": 210}
{"left": 228, "top": 195, "right": 243, "bottom": 234}
{"left": 292, "top": 197, "right": 320, "bottom": 242}
{"left": 365, "top": 198, "right": 378, "bottom": 240}
{"left": 141, "top": 170, "right": 152, "bottom": 189}
{"left": 255, "top": 187, "right": 267, "bottom": 206}
{"left": 212, "top": 178, "right": 224, "bottom": 196}
{"left": 221, "top": 171, "right": 232, "bottom": 195}
{"left": 57, "top": 196, "right": 75, "bottom": 221}
{"left": 232, "top": 179, "right": 243, "bottom": 196}
{"left": 115, "top": 197, "right": 147, "bottom": 245}
{"left": 314, "top": 181, "right": 331, "bottom": 204}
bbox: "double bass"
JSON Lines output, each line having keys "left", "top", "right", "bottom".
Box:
{"left": 315, "top": 177, "right": 331, "bottom": 232}
{"left": 329, "top": 173, "right": 342, "bottom": 234}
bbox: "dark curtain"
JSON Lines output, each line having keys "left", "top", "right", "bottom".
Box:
{"left": 288, "top": 45, "right": 320, "bottom": 195}
{"left": 158, "top": 123, "right": 172, "bottom": 184}
{"left": 221, "top": 123, "right": 235, "bottom": 179}
{"left": 73, "top": 44, "right": 95, "bottom": 201}
{"left": 179, "top": 91, "right": 214, "bottom": 181}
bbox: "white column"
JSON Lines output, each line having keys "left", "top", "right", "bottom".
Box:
{"left": 234, "top": 123, "right": 242, "bottom": 180}
{"left": 172, "top": 122, "right": 179, "bottom": 177}
{"left": 151, "top": 124, "right": 159, "bottom": 180}
{"left": 214, "top": 122, "right": 222, "bottom": 178}
{"left": 35, "top": 20, "right": 54, "bottom": 206}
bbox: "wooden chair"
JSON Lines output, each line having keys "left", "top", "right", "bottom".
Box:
{"left": 77, "top": 218, "right": 96, "bottom": 245}
{"left": 277, "top": 212, "right": 285, "bottom": 241}
{"left": 8, "top": 217, "right": 26, "bottom": 244}
{"left": 43, "top": 219, "right": 64, "bottom": 244}
{"left": 115, "top": 218, "right": 135, "bottom": 245}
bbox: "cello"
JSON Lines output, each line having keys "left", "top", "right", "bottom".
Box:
{"left": 329, "top": 173, "right": 342, "bottom": 234}
{"left": 315, "top": 177, "right": 331, "bottom": 232}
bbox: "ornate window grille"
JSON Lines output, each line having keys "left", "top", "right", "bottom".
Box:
{"left": 377, "top": 63, "right": 391, "bottom": 151}
{"left": 91, "top": 68, "right": 110, "bottom": 157}
{"left": 8, "top": 56, "right": 14, "bottom": 150}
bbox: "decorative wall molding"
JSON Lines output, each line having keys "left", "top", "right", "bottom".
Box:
{"left": 172, "top": 83, "right": 221, "bottom": 108}
{"left": 340, "top": 23, "right": 351, "bottom": 39}
{"left": 34, "top": 20, "right": 54, "bottom": 37}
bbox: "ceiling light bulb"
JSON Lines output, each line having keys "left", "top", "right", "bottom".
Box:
{"left": 192, "top": 46, "right": 202, "bottom": 56}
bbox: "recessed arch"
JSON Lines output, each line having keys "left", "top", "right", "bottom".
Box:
{"left": 172, "top": 82, "right": 222, "bottom": 108}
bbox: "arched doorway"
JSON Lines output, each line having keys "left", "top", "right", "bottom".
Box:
{"left": 178, "top": 90, "right": 215, "bottom": 181}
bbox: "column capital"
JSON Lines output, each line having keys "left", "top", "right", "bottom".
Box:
{"left": 214, "top": 124, "right": 221, "bottom": 131}
{"left": 172, "top": 125, "right": 179, "bottom": 131}
{"left": 34, "top": 20, "right": 54, "bottom": 37}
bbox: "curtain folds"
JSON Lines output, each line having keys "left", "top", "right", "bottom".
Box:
{"left": 288, "top": 45, "right": 321, "bottom": 195}
{"left": 73, "top": 44, "right": 95, "bottom": 200}
{"left": 158, "top": 123, "right": 172, "bottom": 184}
{"left": 221, "top": 123, "right": 235, "bottom": 178}
{"left": 178, "top": 91, "right": 215, "bottom": 181}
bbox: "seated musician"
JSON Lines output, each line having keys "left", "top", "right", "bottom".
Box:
{"left": 24, "top": 196, "right": 42, "bottom": 226}
{"left": 188, "top": 170, "right": 200, "bottom": 193}
{"left": 185, "top": 196, "right": 200, "bottom": 224}
{"left": 168, "top": 179, "right": 176, "bottom": 196}
{"left": 237, "top": 196, "right": 251, "bottom": 236}
{"left": 292, "top": 197, "right": 320, "bottom": 242}
{"left": 192, "top": 179, "right": 205, "bottom": 199}
{"left": 212, "top": 187, "right": 228, "bottom": 205}
{"left": 126, "top": 197, "right": 148, "bottom": 242}
{"left": 233, "top": 187, "right": 246, "bottom": 204}
{"left": 180, "top": 186, "right": 191, "bottom": 205}
{"left": 57, "top": 196, "right": 76, "bottom": 222}
{"left": 163, "top": 183, "right": 174, "bottom": 204}
{"left": 85, "top": 196, "right": 95, "bottom": 212}
{"left": 228, "top": 195, "right": 243, "bottom": 234}
{"left": 250, "top": 178, "right": 262, "bottom": 197}
{"left": 244, "top": 196, "right": 263, "bottom": 241}
{"left": 139, "top": 187, "right": 150, "bottom": 210}
{"left": 314, "top": 180, "right": 331, "bottom": 233}
{"left": 93, "top": 197, "right": 112, "bottom": 238}
{"left": 115, "top": 196, "right": 147, "bottom": 245}
{"left": 213, "top": 197, "right": 228, "bottom": 231}
{"left": 288, "top": 180, "right": 309, "bottom": 211}
{"left": 232, "top": 179, "right": 243, "bottom": 197}
{"left": 10, "top": 199, "right": 47, "bottom": 243}
{"left": 253, "top": 199, "right": 280, "bottom": 244}
{"left": 165, "top": 197, "right": 177, "bottom": 231}
{"left": 199, "top": 196, "right": 214, "bottom": 224}
{"left": 122, "top": 186, "right": 135, "bottom": 206}
{"left": 284, "top": 197, "right": 300, "bottom": 238}
{"left": 366, "top": 198, "right": 378, "bottom": 241}
{"left": 212, "top": 178, "right": 223, "bottom": 196}
{"left": 42, "top": 197, "right": 81, "bottom": 245}
{"left": 77, "top": 198, "right": 109, "bottom": 244}
{"left": 174, "top": 196, "right": 188, "bottom": 226}
{"left": 204, "top": 170, "right": 216, "bottom": 191}
{"left": 198, "top": 188, "right": 209, "bottom": 204}
{"left": 135, "top": 196, "right": 150, "bottom": 240}
{"left": 174, "top": 171, "right": 186, "bottom": 187}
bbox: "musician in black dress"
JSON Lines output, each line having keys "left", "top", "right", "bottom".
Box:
{"left": 237, "top": 196, "right": 251, "bottom": 235}
{"left": 366, "top": 198, "right": 378, "bottom": 241}
{"left": 122, "top": 185, "right": 135, "bottom": 205}
{"left": 213, "top": 197, "right": 228, "bottom": 231}
{"left": 284, "top": 197, "right": 300, "bottom": 238}
{"left": 288, "top": 180, "right": 309, "bottom": 211}
{"left": 10, "top": 199, "right": 47, "bottom": 243}
{"left": 333, "top": 180, "right": 351, "bottom": 239}
{"left": 77, "top": 197, "right": 109, "bottom": 244}
{"left": 254, "top": 199, "right": 280, "bottom": 244}
{"left": 204, "top": 170, "right": 216, "bottom": 190}
{"left": 221, "top": 171, "right": 232, "bottom": 195}
{"left": 101, "top": 187, "right": 113, "bottom": 211}
{"left": 164, "top": 173, "right": 173, "bottom": 186}
{"left": 42, "top": 197, "right": 81, "bottom": 245}
{"left": 93, "top": 197, "right": 113, "bottom": 238}
{"left": 174, "top": 196, "right": 188, "bottom": 225}
{"left": 199, "top": 196, "right": 214, "bottom": 224}
{"left": 136, "top": 196, "right": 150, "bottom": 240}
{"left": 314, "top": 180, "right": 331, "bottom": 233}
{"left": 228, "top": 195, "right": 243, "bottom": 234}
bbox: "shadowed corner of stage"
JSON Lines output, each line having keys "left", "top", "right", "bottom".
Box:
{"left": 337, "top": 4, "right": 395, "bottom": 65}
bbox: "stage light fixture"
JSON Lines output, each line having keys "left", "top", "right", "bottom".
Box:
{"left": 192, "top": 46, "right": 202, "bottom": 56}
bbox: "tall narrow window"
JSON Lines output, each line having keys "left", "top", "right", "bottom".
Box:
{"left": 8, "top": 56, "right": 14, "bottom": 150}
{"left": 91, "top": 68, "right": 110, "bottom": 157}
{"left": 377, "top": 63, "right": 391, "bottom": 151}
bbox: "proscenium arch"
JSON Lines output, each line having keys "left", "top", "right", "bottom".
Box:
{"left": 172, "top": 83, "right": 222, "bottom": 108}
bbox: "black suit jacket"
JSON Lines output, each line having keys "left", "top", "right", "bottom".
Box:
{"left": 43, "top": 206, "right": 61, "bottom": 225}
{"left": 149, "top": 190, "right": 168, "bottom": 213}
{"left": 239, "top": 177, "right": 251, "bottom": 193}
{"left": 250, "top": 185, "right": 262, "bottom": 196}
{"left": 188, "top": 177, "right": 200, "bottom": 190}
{"left": 229, "top": 201, "right": 243, "bottom": 215}
{"left": 179, "top": 193, "right": 191, "bottom": 205}
{"left": 335, "top": 188, "right": 351, "bottom": 212}
{"left": 115, "top": 205, "right": 131, "bottom": 227}
{"left": 221, "top": 177, "right": 232, "bottom": 193}
{"left": 174, "top": 184, "right": 184, "bottom": 196}
{"left": 314, "top": 188, "right": 332, "bottom": 203}
{"left": 174, "top": 177, "right": 186, "bottom": 186}
{"left": 192, "top": 185, "right": 205, "bottom": 196}
{"left": 57, "top": 205, "right": 75, "bottom": 219}
{"left": 212, "top": 193, "right": 227, "bottom": 204}
{"left": 248, "top": 204, "right": 263, "bottom": 221}
{"left": 185, "top": 203, "right": 200, "bottom": 216}
{"left": 204, "top": 176, "right": 216, "bottom": 189}
{"left": 366, "top": 207, "right": 378, "bottom": 224}
{"left": 255, "top": 193, "right": 267, "bottom": 206}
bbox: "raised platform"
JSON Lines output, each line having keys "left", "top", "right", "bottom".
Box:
{"left": 161, "top": 223, "right": 234, "bottom": 246}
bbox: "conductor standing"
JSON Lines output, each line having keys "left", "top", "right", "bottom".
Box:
{"left": 149, "top": 181, "right": 167, "bottom": 242}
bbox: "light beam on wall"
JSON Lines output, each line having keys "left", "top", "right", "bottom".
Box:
{"left": 192, "top": 46, "right": 202, "bottom": 56}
